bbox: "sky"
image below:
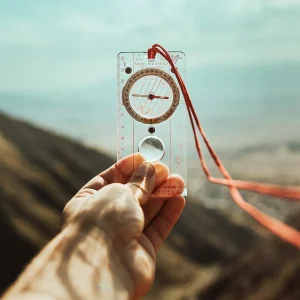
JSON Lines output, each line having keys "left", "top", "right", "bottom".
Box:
{"left": 0, "top": 0, "right": 300, "bottom": 154}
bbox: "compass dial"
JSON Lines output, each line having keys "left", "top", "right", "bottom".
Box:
{"left": 122, "top": 68, "right": 180, "bottom": 124}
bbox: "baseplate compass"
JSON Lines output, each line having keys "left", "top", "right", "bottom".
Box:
{"left": 117, "top": 51, "right": 187, "bottom": 196}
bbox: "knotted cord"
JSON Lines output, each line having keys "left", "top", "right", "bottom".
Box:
{"left": 148, "top": 44, "right": 300, "bottom": 249}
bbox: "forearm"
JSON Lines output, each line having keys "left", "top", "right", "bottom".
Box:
{"left": 3, "top": 222, "right": 134, "bottom": 300}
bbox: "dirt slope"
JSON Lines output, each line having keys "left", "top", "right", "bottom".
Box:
{"left": 1, "top": 112, "right": 299, "bottom": 299}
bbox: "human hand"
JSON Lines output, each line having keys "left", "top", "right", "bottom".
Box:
{"left": 62, "top": 153, "right": 185, "bottom": 299}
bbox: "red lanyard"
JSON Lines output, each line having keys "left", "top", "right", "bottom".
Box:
{"left": 148, "top": 44, "right": 300, "bottom": 249}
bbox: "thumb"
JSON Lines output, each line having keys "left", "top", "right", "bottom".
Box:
{"left": 127, "top": 161, "right": 156, "bottom": 205}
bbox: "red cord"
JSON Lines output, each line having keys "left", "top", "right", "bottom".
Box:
{"left": 148, "top": 44, "right": 300, "bottom": 249}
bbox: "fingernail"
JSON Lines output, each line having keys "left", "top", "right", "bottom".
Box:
{"left": 135, "top": 162, "right": 155, "bottom": 178}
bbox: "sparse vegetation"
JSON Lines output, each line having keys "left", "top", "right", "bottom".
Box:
{"left": 1, "top": 112, "right": 300, "bottom": 299}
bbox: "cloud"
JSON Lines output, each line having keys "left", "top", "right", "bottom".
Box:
{"left": 229, "top": 0, "right": 300, "bottom": 13}
{"left": 271, "top": 0, "right": 300, "bottom": 7}
{"left": 0, "top": 17, "right": 52, "bottom": 47}
{"left": 0, "top": 55, "right": 114, "bottom": 93}
{"left": 60, "top": 0, "right": 188, "bottom": 37}
{"left": 61, "top": 12, "right": 127, "bottom": 35}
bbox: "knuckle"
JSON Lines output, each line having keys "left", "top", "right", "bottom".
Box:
{"left": 128, "top": 181, "right": 150, "bottom": 199}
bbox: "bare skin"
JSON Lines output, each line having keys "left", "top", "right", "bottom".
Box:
{"left": 3, "top": 153, "right": 185, "bottom": 300}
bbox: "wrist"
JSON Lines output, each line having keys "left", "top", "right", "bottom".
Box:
{"left": 64, "top": 221, "right": 136, "bottom": 299}
{"left": 5, "top": 222, "right": 135, "bottom": 300}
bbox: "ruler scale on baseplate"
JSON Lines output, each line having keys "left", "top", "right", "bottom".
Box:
{"left": 117, "top": 51, "right": 187, "bottom": 197}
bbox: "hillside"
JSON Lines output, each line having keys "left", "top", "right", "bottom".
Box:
{"left": 0, "top": 112, "right": 114, "bottom": 293}
{"left": 1, "top": 111, "right": 299, "bottom": 299}
{"left": 197, "top": 211, "right": 300, "bottom": 300}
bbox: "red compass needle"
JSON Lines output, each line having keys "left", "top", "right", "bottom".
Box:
{"left": 148, "top": 44, "right": 300, "bottom": 249}
{"left": 153, "top": 95, "right": 169, "bottom": 99}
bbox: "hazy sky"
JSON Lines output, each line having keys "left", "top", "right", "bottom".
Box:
{"left": 0, "top": 0, "right": 299, "bottom": 94}
{"left": 0, "top": 0, "right": 300, "bottom": 154}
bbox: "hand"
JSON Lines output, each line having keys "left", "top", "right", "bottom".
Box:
{"left": 62, "top": 153, "right": 185, "bottom": 299}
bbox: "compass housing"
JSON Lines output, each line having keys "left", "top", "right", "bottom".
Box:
{"left": 122, "top": 68, "right": 180, "bottom": 124}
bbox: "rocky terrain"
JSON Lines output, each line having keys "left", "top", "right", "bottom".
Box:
{"left": 0, "top": 111, "right": 299, "bottom": 299}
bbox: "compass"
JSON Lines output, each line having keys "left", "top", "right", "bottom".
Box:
{"left": 122, "top": 68, "right": 180, "bottom": 124}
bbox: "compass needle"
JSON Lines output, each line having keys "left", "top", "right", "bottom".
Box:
{"left": 154, "top": 95, "right": 169, "bottom": 99}
{"left": 132, "top": 94, "right": 148, "bottom": 98}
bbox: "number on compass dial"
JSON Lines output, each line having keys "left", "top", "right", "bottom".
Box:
{"left": 122, "top": 68, "right": 180, "bottom": 124}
